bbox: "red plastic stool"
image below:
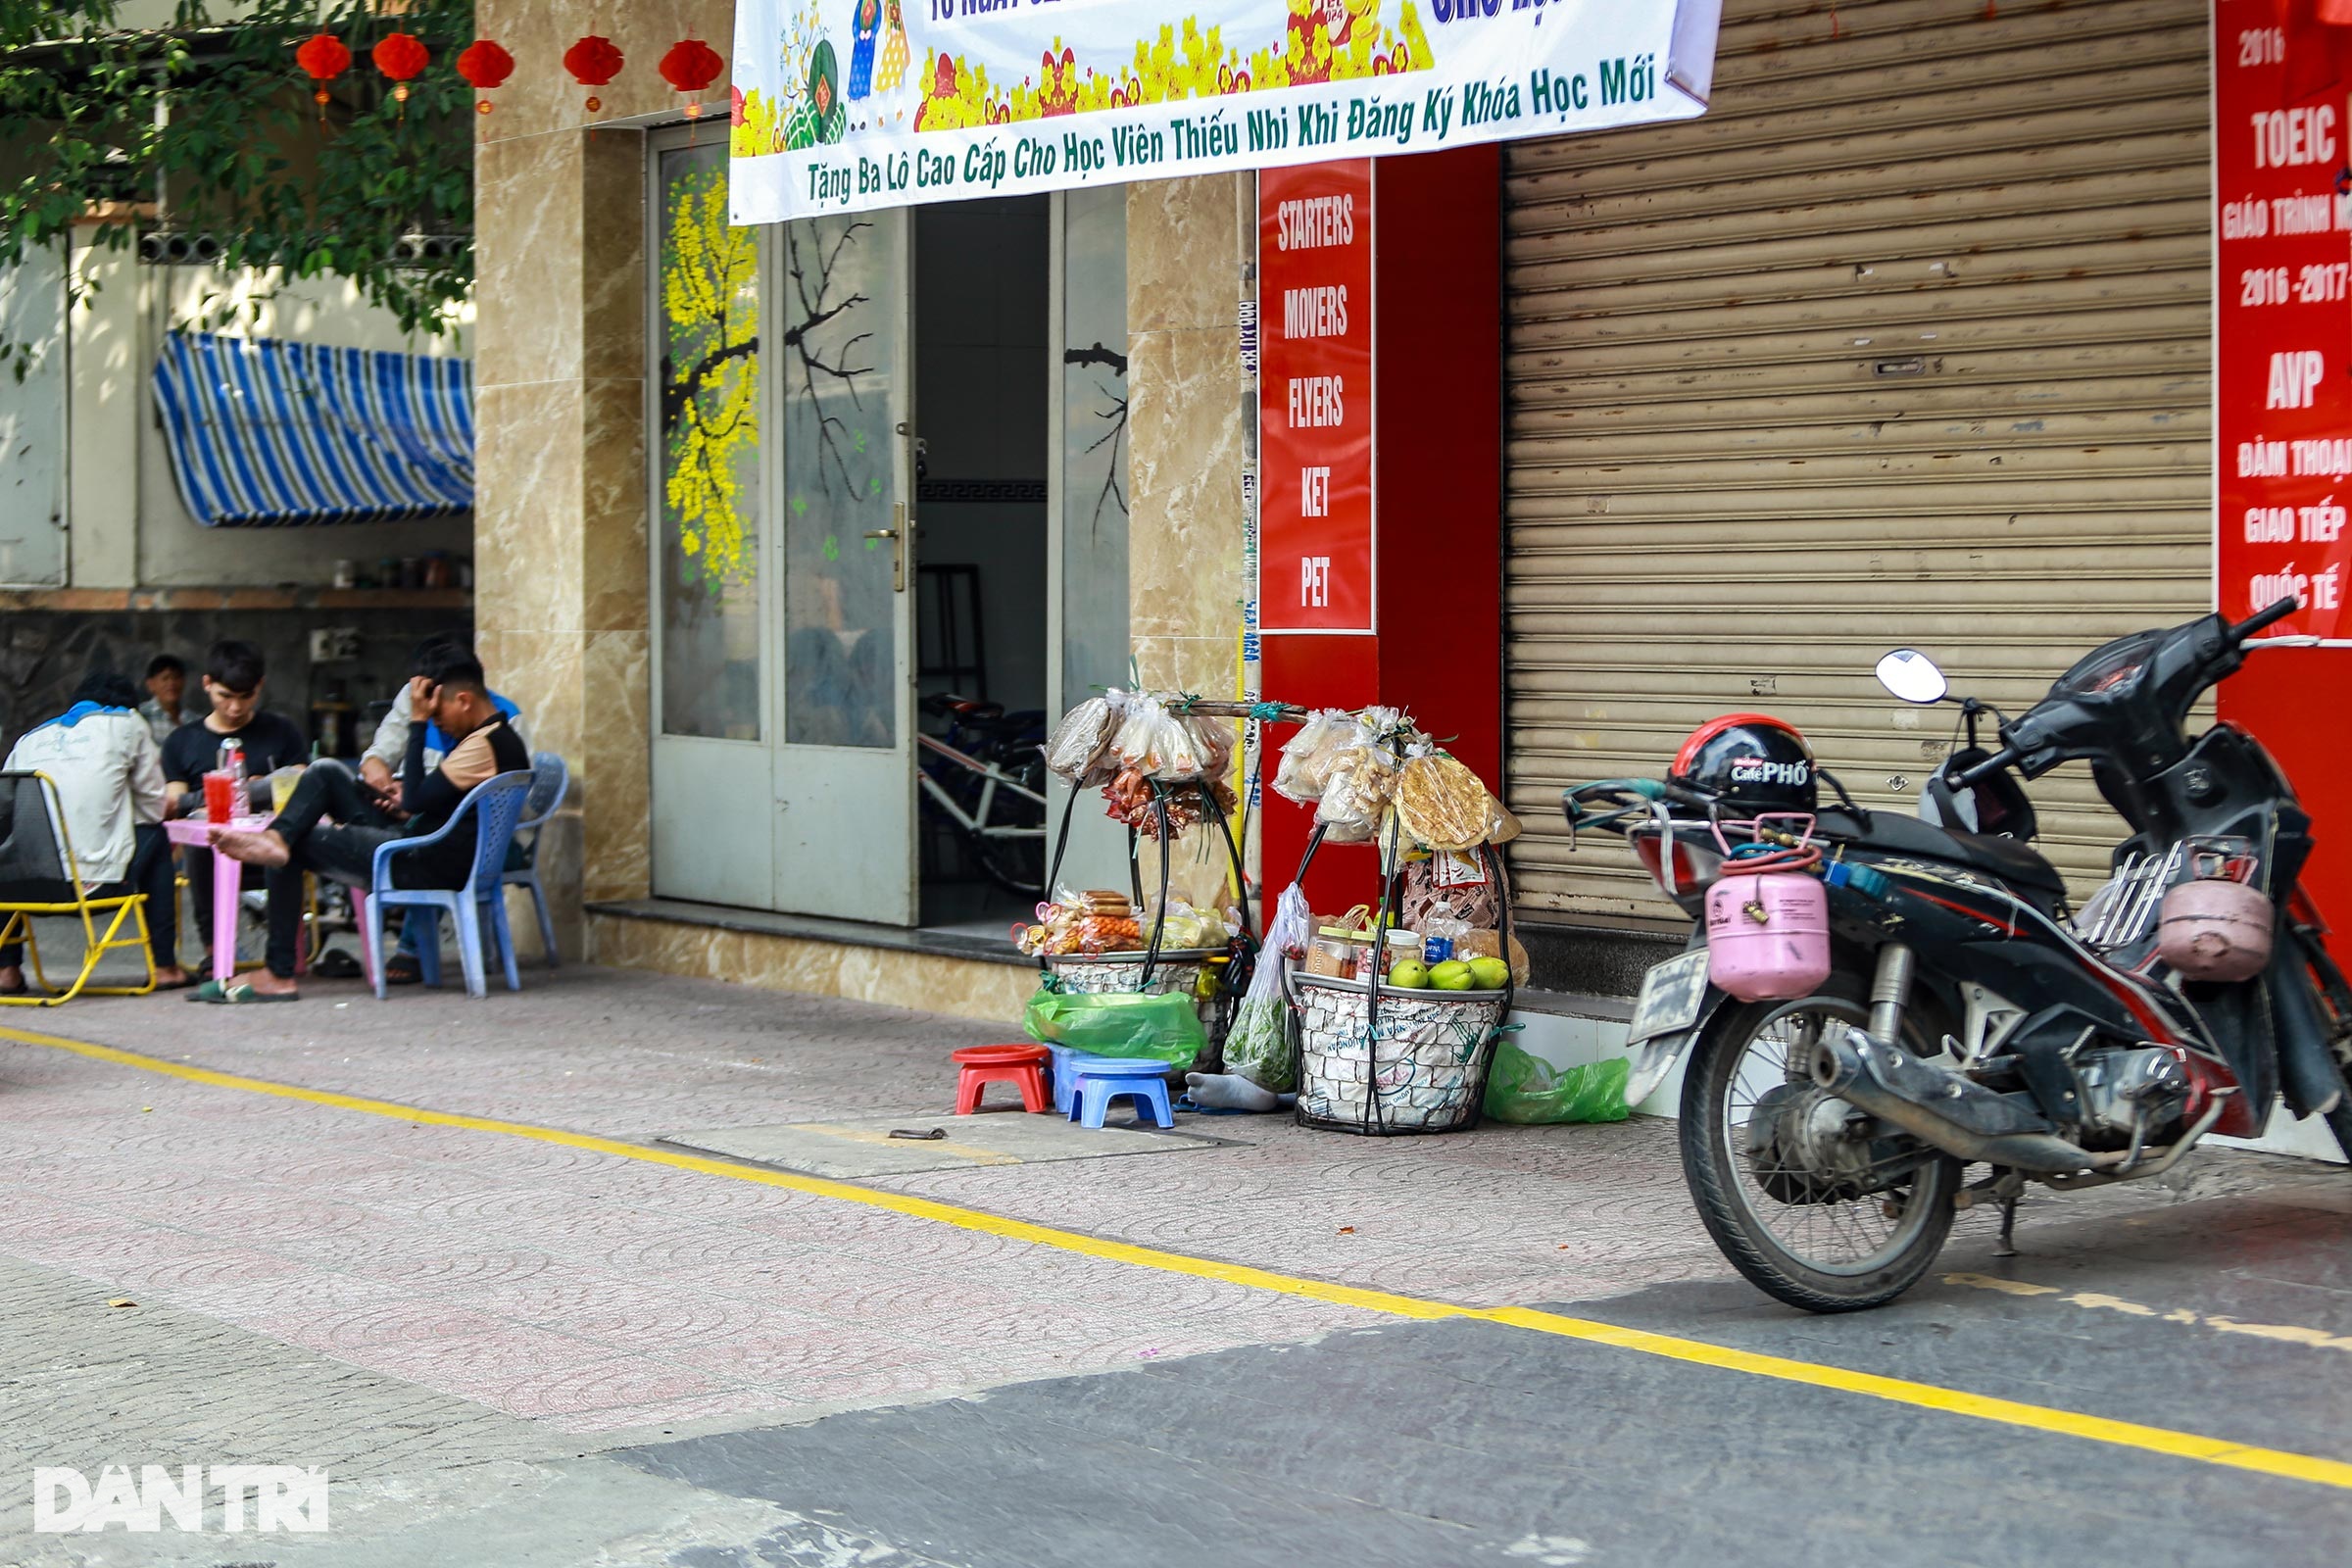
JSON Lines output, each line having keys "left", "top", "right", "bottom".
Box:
{"left": 953, "top": 1043, "right": 1051, "bottom": 1114}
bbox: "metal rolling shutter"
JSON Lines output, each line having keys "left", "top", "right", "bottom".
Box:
{"left": 1502, "top": 0, "right": 2212, "bottom": 922}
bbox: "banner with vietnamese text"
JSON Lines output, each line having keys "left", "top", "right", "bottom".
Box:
{"left": 728, "top": 0, "right": 1721, "bottom": 224}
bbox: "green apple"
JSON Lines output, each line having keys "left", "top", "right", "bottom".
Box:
{"left": 1388, "top": 959, "right": 1431, "bottom": 989}
{"left": 1429, "top": 959, "right": 1474, "bottom": 992}
{"left": 1467, "top": 956, "right": 1511, "bottom": 990}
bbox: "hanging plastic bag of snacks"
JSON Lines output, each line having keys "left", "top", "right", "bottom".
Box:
{"left": 1111, "top": 697, "right": 1214, "bottom": 781}
{"left": 1272, "top": 709, "right": 1350, "bottom": 804}
{"left": 1396, "top": 752, "right": 1492, "bottom": 853}
{"left": 1043, "top": 690, "right": 1132, "bottom": 786}
{"left": 1314, "top": 747, "right": 1400, "bottom": 843}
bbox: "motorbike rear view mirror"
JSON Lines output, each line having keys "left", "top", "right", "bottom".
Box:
{"left": 1876, "top": 649, "right": 1948, "bottom": 706}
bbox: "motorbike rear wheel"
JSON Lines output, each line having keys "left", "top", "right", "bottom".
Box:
{"left": 1680, "top": 985, "right": 1961, "bottom": 1314}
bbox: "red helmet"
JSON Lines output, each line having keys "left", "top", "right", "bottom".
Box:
{"left": 1671, "top": 713, "right": 1816, "bottom": 813}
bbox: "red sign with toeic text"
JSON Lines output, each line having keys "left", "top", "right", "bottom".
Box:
{"left": 1259, "top": 160, "right": 1374, "bottom": 634}
{"left": 2216, "top": 1, "right": 2352, "bottom": 923}
{"left": 2217, "top": 2, "right": 2352, "bottom": 634}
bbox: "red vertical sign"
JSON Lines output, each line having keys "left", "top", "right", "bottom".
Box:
{"left": 1259, "top": 160, "right": 1375, "bottom": 634}
{"left": 2216, "top": 3, "right": 2352, "bottom": 632}
{"left": 2217, "top": 2, "right": 2352, "bottom": 921}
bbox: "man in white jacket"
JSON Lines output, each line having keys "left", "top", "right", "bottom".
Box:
{"left": 0, "top": 672, "right": 191, "bottom": 994}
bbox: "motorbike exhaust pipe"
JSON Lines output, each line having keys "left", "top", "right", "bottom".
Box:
{"left": 1808, "top": 1025, "right": 2115, "bottom": 1176}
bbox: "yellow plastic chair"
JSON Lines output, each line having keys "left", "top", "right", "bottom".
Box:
{"left": 0, "top": 770, "right": 158, "bottom": 1004}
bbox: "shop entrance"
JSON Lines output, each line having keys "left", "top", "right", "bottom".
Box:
{"left": 649, "top": 132, "right": 1103, "bottom": 931}
{"left": 910, "top": 196, "right": 1052, "bottom": 929}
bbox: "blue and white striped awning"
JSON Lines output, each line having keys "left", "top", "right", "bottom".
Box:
{"left": 152, "top": 331, "right": 473, "bottom": 527}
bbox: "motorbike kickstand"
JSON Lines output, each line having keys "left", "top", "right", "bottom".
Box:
{"left": 1994, "top": 1196, "right": 2021, "bottom": 1258}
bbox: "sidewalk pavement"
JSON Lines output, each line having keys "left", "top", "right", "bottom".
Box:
{"left": 2, "top": 961, "right": 2291, "bottom": 1446}
{"left": 4, "top": 960, "right": 2346, "bottom": 1566}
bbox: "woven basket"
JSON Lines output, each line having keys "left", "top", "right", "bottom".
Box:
{"left": 1289, "top": 969, "right": 1506, "bottom": 1135}
{"left": 1042, "top": 948, "right": 1215, "bottom": 997}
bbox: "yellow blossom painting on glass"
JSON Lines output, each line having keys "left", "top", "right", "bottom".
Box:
{"left": 661, "top": 165, "right": 760, "bottom": 590}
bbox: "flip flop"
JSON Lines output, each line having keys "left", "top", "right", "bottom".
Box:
{"left": 186, "top": 980, "right": 299, "bottom": 1004}
{"left": 151, "top": 974, "right": 203, "bottom": 992}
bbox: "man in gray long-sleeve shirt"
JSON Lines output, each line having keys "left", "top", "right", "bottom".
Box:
{"left": 356, "top": 636, "right": 527, "bottom": 983}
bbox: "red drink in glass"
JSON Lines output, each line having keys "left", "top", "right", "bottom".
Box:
{"left": 203, "top": 770, "right": 234, "bottom": 823}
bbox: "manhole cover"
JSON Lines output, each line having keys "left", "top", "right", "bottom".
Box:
{"left": 659, "top": 1113, "right": 1226, "bottom": 1179}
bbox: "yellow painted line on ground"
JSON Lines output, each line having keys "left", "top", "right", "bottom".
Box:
{"left": 13, "top": 1020, "right": 2352, "bottom": 1494}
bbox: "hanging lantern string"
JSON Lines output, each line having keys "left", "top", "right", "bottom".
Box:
{"left": 660, "top": 38, "right": 726, "bottom": 143}
{"left": 457, "top": 39, "right": 515, "bottom": 118}
{"left": 564, "top": 34, "right": 624, "bottom": 117}
{"left": 295, "top": 32, "right": 350, "bottom": 126}
{"left": 371, "top": 30, "right": 428, "bottom": 121}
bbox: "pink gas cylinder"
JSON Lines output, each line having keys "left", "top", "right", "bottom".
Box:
{"left": 1705, "top": 819, "right": 1832, "bottom": 1003}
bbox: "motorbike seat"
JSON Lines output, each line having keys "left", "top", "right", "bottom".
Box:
{"left": 1816, "top": 808, "right": 2070, "bottom": 912}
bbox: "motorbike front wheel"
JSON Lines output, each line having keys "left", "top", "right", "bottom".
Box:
{"left": 1680, "top": 987, "right": 1961, "bottom": 1314}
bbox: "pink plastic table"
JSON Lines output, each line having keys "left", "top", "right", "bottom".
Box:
{"left": 164, "top": 814, "right": 270, "bottom": 985}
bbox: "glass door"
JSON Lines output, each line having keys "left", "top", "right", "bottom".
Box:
{"left": 769, "top": 208, "right": 918, "bottom": 924}
{"left": 649, "top": 133, "right": 773, "bottom": 906}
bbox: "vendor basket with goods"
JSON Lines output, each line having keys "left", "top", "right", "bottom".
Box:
{"left": 1016, "top": 692, "right": 1257, "bottom": 1073}
{"left": 1256, "top": 706, "right": 1526, "bottom": 1135}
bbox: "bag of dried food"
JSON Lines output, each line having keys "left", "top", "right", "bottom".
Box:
{"left": 1043, "top": 690, "right": 1133, "bottom": 786}
{"left": 1314, "top": 745, "right": 1400, "bottom": 843}
{"left": 1396, "top": 752, "right": 1492, "bottom": 853}
{"left": 1111, "top": 697, "right": 1214, "bottom": 782}
{"left": 1271, "top": 708, "right": 1351, "bottom": 805}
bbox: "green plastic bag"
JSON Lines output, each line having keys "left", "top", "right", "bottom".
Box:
{"left": 1482, "top": 1041, "right": 1631, "bottom": 1125}
{"left": 1022, "top": 988, "right": 1205, "bottom": 1071}
{"left": 1221, "top": 995, "right": 1295, "bottom": 1093}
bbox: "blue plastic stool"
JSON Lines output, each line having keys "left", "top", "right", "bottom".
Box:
{"left": 1066, "top": 1055, "right": 1176, "bottom": 1130}
{"left": 1045, "top": 1044, "right": 1081, "bottom": 1116}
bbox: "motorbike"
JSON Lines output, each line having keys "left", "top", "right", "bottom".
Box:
{"left": 1563, "top": 599, "right": 2352, "bottom": 1313}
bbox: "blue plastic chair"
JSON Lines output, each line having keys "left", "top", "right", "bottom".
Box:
{"left": 360, "top": 772, "right": 534, "bottom": 1000}
{"left": 499, "top": 752, "right": 568, "bottom": 968}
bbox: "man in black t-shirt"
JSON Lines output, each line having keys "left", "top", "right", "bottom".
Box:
{"left": 162, "top": 640, "right": 311, "bottom": 963}
{"left": 207, "top": 654, "right": 528, "bottom": 1002}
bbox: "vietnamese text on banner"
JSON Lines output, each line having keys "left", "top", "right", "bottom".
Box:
{"left": 727, "top": 0, "right": 1722, "bottom": 225}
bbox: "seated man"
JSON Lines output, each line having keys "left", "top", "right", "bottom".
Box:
{"left": 0, "top": 672, "right": 191, "bottom": 995}
{"left": 358, "top": 634, "right": 527, "bottom": 985}
{"left": 202, "top": 654, "right": 526, "bottom": 1003}
{"left": 138, "top": 654, "right": 201, "bottom": 748}
{"left": 161, "top": 639, "right": 310, "bottom": 969}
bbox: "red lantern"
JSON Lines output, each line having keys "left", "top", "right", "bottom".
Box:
{"left": 564, "top": 34, "right": 624, "bottom": 114}
{"left": 457, "top": 39, "right": 514, "bottom": 117}
{"left": 659, "top": 38, "right": 725, "bottom": 113}
{"left": 371, "top": 30, "right": 428, "bottom": 118}
{"left": 295, "top": 32, "right": 350, "bottom": 123}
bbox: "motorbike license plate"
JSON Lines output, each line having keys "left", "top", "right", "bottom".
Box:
{"left": 1630, "top": 951, "right": 1711, "bottom": 1044}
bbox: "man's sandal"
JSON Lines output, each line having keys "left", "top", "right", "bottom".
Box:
{"left": 187, "top": 980, "right": 299, "bottom": 1004}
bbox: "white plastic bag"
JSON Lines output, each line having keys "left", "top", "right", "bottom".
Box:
{"left": 1272, "top": 709, "right": 1349, "bottom": 804}
{"left": 1112, "top": 697, "right": 1211, "bottom": 781}
{"left": 1043, "top": 691, "right": 1128, "bottom": 785}
{"left": 1223, "top": 882, "right": 1310, "bottom": 1092}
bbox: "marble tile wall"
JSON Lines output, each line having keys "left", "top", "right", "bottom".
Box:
{"left": 473, "top": 2, "right": 734, "bottom": 953}
{"left": 1125, "top": 174, "right": 1257, "bottom": 899}
{"left": 1125, "top": 174, "right": 1254, "bottom": 701}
